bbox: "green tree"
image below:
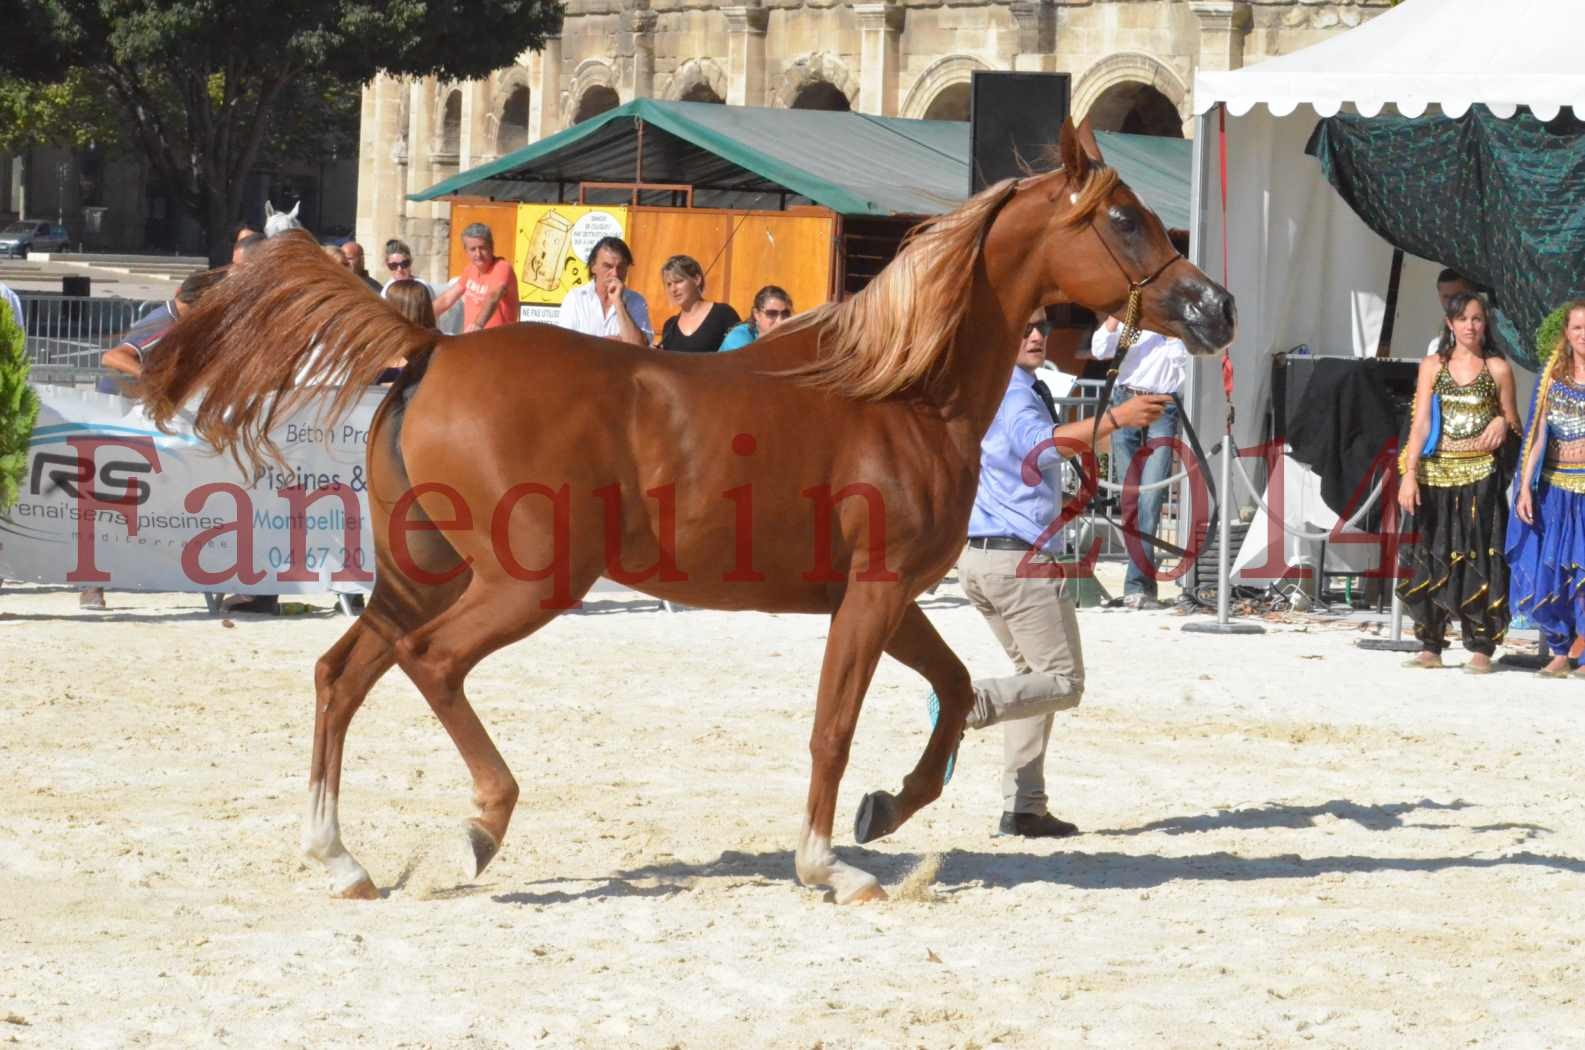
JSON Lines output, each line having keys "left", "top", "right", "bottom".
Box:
{"left": 3, "top": 1, "right": 564, "bottom": 263}
{"left": 0, "top": 301, "right": 40, "bottom": 515}
{"left": 0, "top": 69, "right": 123, "bottom": 156}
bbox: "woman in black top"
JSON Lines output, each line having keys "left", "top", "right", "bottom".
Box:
{"left": 657, "top": 254, "right": 740, "bottom": 352}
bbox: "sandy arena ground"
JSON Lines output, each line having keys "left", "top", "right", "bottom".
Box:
{"left": 2, "top": 572, "right": 1584, "bottom": 1049}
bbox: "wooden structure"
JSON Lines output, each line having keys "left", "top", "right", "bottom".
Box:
{"left": 418, "top": 100, "right": 1190, "bottom": 351}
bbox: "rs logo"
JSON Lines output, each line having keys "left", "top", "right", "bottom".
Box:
{"left": 30, "top": 452, "right": 155, "bottom": 506}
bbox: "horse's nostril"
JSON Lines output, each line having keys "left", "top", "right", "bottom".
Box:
{"left": 1220, "top": 294, "right": 1237, "bottom": 326}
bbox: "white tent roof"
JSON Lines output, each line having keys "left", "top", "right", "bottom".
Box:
{"left": 1194, "top": 0, "right": 1585, "bottom": 120}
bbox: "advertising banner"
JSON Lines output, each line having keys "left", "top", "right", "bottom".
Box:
{"left": 0, "top": 385, "right": 380, "bottom": 595}
{"left": 514, "top": 204, "right": 628, "bottom": 324}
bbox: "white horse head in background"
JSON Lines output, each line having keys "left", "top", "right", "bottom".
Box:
{"left": 263, "top": 200, "right": 302, "bottom": 237}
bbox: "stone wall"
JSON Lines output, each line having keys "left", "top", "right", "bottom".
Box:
{"left": 356, "top": 0, "right": 1392, "bottom": 288}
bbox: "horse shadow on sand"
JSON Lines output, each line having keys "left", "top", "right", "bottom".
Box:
{"left": 1089, "top": 797, "right": 1549, "bottom": 840}
{"left": 488, "top": 798, "right": 1577, "bottom": 905}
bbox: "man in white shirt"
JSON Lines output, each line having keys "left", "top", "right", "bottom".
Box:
{"left": 1426, "top": 269, "right": 1475, "bottom": 355}
{"left": 556, "top": 236, "right": 652, "bottom": 346}
{"left": 1089, "top": 315, "right": 1189, "bottom": 609}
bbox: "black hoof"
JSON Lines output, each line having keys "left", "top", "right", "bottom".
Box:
{"left": 853, "top": 791, "right": 900, "bottom": 844}
{"left": 465, "top": 822, "right": 501, "bottom": 877}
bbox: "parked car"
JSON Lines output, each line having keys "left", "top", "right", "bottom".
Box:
{"left": 0, "top": 221, "right": 71, "bottom": 257}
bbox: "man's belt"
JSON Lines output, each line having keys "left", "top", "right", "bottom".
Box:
{"left": 965, "top": 536, "right": 1035, "bottom": 552}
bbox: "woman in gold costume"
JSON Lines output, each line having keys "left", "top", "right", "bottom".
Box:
{"left": 1508, "top": 300, "right": 1585, "bottom": 677}
{"left": 1398, "top": 292, "right": 1520, "bottom": 672}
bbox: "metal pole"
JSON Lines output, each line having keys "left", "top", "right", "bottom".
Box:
{"left": 1217, "top": 433, "right": 1233, "bottom": 624}
{"left": 1184, "top": 429, "right": 1264, "bottom": 635}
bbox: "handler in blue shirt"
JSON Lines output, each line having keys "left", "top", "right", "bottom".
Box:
{"left": 945, "top": 311, "right": 1166, "bottom": 838}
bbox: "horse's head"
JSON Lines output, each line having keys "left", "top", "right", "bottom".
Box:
{"left": 263, "top": 200, "right": 303, "bottom": 238}
{"left": 1032, "top": 119, "right": 1235, "bottom": 356}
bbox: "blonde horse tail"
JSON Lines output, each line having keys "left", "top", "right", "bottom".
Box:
{"left": 137, "top": 232, "right": 439, "bottom": 472}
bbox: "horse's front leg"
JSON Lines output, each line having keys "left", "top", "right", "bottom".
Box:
{"left": 851, "top": 601, "right": 973, "bottom": 844}
{"left": 795, "top": 581, "right": 909, "bottom": 904}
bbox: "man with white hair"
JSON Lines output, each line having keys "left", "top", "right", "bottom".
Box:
{"left": 432, "top": 223, "right": 519, "bottom": 332}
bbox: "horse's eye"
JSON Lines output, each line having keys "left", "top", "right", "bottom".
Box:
{"left": 1110, "top": 208, "right": 1138, "bottom": 234}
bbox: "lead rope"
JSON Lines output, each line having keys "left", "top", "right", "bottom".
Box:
{"left": 1069, "top": 229, "right": 1215, "bottom": 563}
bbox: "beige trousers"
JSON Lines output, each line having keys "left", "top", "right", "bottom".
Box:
{"left": 956, "top": 544, "right": 1086, "bottom": 815}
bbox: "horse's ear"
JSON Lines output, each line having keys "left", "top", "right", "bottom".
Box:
{"left": 265, "top": 201, "right": 277, "bottom": 218}
{"left": 1077, "top": 116, "right": 1105, "bottom": 165}
{"left": 287, "top": 201, "right": 300, "bottom": 219}
{"left": 1057, "top": 117, "right": 1089, "bottom": 181}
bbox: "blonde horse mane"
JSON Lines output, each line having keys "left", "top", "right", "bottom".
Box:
{"left": 780, "top": 163, "right": 1120, "bottom": 400}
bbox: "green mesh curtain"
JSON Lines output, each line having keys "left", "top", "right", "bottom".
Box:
{"left": 1306, "top": 106, "right": 1585, "bottom": 371}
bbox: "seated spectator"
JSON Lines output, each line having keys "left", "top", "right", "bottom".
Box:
{"left": 100, "top": 268, "right": 228, "bottom": 388}
{"left": 657, "top": 254, "right": 739, "bottom": 353}
{"left": 721, "top": 285, "right": 795, "bottom": 351}
{"left": 233, "top": 233, "right": 267, "bottom": 268}
{"left": 380, "top": 279, "right": 438, "bottom": 381}
{"left": 341, "top": 241, "right": 382, "bottom": 292}
{"left": 90, "top": 268, "right": 225, "bottom": 609}
{"left": 325, "top": 245, "right": 350, "bottom": 267}
{"left": 380, "top": 240, "right": 434, "bottom": 297}
{"left": 432, "top": 223, "right": 520, "bottom": 332}
{"left": 556, "top": 236, "right": 652, "bottom": 346}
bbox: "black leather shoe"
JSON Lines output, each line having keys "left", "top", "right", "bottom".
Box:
{"left": 998, "top": 811, "right": 1080, "bottom": 838}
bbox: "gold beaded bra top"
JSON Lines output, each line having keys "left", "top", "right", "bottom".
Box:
{"left": 1418, "top": 363, "right": 1499, "bottom": 488}
{"left": 1541, "top": 374, "right": 1585, "bottom": 492}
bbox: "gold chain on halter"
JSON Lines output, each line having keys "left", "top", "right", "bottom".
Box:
{"left": 1116, "top": 285, "right": 1145, "bottom": 353}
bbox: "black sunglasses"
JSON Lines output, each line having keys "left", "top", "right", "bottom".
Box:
{"left": 759, "top": 307, "right": 792, "bottom": 319}
{"left": 387, "top": 257, "right": 412, "bottom": 269}
{"left": 1024, "top": 322, "right": 1050, "bottom": 337}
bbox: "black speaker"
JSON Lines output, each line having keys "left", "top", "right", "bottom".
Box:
{"left": 969, "top": 71, "right": 1071, "bottom": 194}
{"left": 1269, "top": 354, "right": 1420, "bottom": 443}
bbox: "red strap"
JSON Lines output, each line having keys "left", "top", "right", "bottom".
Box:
{"left": 1217, "top": 105, "right": 1236, "bottom": 403}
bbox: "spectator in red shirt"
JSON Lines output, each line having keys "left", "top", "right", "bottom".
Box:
{"left": 432, "top": 223, "right": 519, "bottom": 332}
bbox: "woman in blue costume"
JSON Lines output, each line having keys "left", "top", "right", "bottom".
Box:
{"left": 1508, "top": 300, "right": 1585, "bottom": 677}
{"left": 1398, "top": 292, "right": 1521, "bottom": 673}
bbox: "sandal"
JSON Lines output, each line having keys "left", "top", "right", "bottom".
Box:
{"left": 1402, "top": 657, "right": 1445, "bottom": 669}
{"left": 1464, "top": 661, "right": 1495, "bottom": 676}
{"left": 1537, "top": 665, "right": 1571, "bottom": 679}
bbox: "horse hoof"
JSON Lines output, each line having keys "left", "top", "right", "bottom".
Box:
{"left": 853, "top": 791, "right": 900, "bottom": 844}
{"left": 465, "top": 820, "right": 501, "bottom": 878}
{"left": 336, "top": 876, "right": 380, "bottom": 901}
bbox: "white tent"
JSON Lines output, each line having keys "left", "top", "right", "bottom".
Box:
{"left": 1184, "top": 0, "right": 1584, "bottom": 450}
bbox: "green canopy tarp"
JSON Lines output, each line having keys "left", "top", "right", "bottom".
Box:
{"left": 410, "top": 98, "right": 1191, "bottom": 228}
{"left": 1309, "top": 107, "right": 1585, "bottom": 370}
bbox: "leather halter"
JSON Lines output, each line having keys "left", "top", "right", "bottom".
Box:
{"left": 1086, "top": 220, "right": 1182, "bottom": 450}
{"left": 1074, "top": 208, "right": 1217, "bottom": 570}
{"left": 1089, "top": 222, "right": 1183, "bottom": 356}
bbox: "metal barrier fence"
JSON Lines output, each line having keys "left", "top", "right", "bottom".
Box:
{"left": 1051, "top": 376, "right": 1180, "bottom": 561}
{"left": 14, "top": 295, "right": 163, "bottom": 367}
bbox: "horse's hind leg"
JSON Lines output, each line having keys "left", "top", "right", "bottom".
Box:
{"left": 301, "top": 614, "right": 399, "bottom": 899}
{"left": 393, "top": 571, "right": 596, "bottom": 882}
{"left": 852, "top": 602, "right": 973, "bottom": 844}
{"left": 301, "top": 562, "right": 469, "bottom": 899}
{"left": 795, "top": 582, "right": 911, "bottom": 904}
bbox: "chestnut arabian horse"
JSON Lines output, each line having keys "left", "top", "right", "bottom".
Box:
{"left": 140, "top": 120, "right": 1235, "bottom": 904}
